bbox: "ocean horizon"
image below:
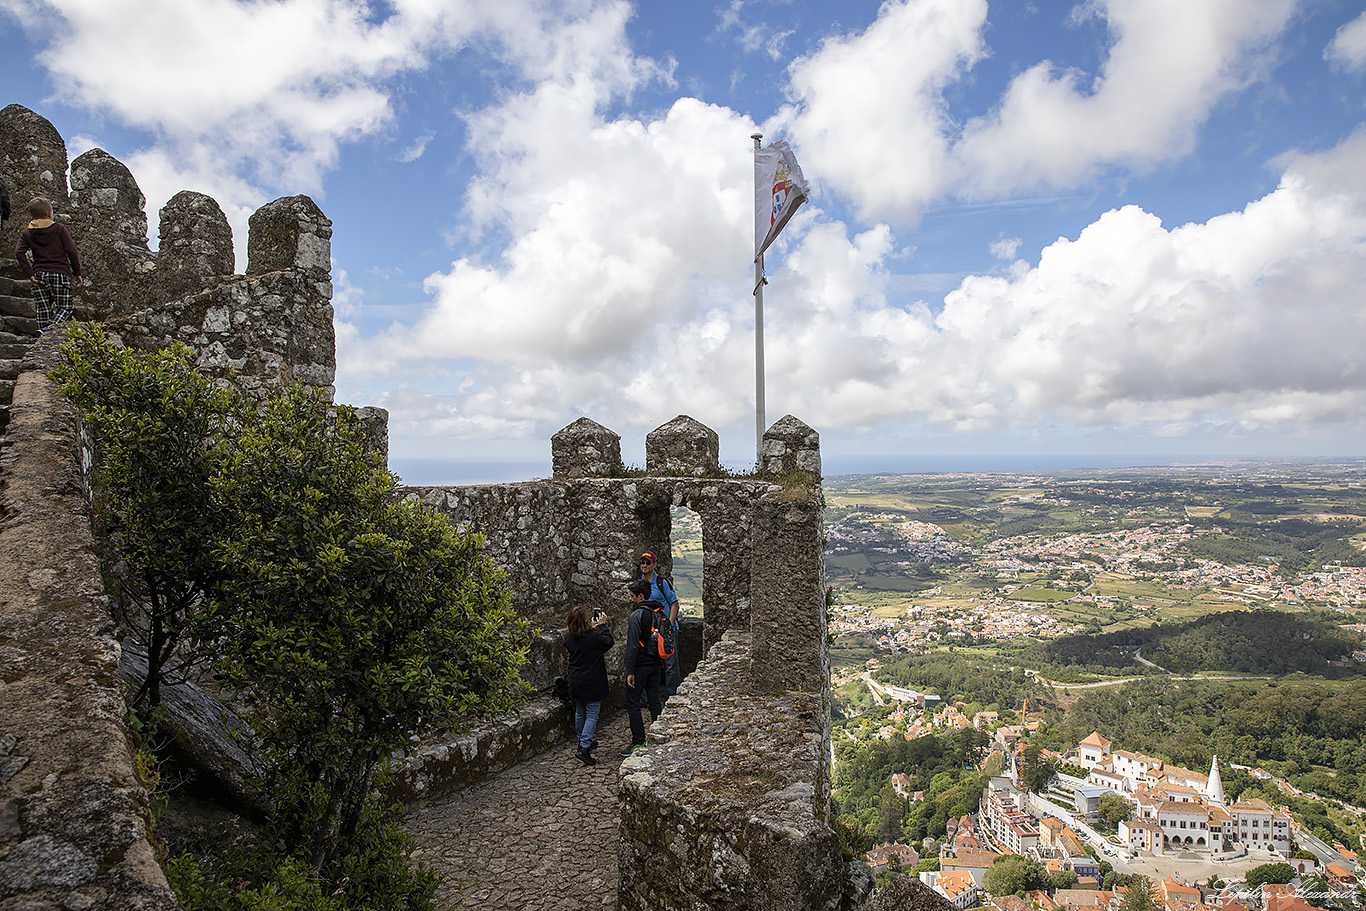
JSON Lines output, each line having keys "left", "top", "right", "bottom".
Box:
{"left": 386, "top": 452, "right": 1361, "bottom": 487}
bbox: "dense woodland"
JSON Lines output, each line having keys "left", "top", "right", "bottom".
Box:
{"left": 1180, "top": 514, "right": 1366, "bottom": 576}
{"left": 832, "top": 727, "right": 993, "bottom": 852}
{"left": 1016, "top": 609, "right": 1366, "bottom": 677}
{"left": 875, "top": 652, "right": 1050, "bottom": 710}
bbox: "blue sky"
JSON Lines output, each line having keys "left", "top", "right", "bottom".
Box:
{"left": 4, "top": 0, "right": 1366, "bottom": 482}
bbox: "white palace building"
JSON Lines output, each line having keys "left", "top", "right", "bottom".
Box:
{"left": 1076, "top": 732, "right": 1292, "bottom": 856}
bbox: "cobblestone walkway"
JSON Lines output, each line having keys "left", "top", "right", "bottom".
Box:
{"left": 404, "top": 714, "right": 633, "bottom": 911}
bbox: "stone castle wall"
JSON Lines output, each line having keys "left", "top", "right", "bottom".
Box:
{"left": 407, "top": 414, "right": 868, "bottom": 911}
{"left": 0, "top": 104, "right": 375, "bottom": 908}
{"left": 1, "top": 102, "right": 874, "bottom": 910}
{"left": 0, "top": 332, "right": 178, "bottom": 910}
{"left": 0, "top": 103, "right": 358, "bottom": 439}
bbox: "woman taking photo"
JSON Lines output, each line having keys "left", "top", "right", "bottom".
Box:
{"left": 563, "top": 604, "right": 613, "bottom": 766}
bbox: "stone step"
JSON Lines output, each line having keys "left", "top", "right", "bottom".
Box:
{"left": 0, "top": 294, "right": 36, "bottom": 320}
{"left": 0, "top": 274, "right": 30, "bottom": 298}
{"left": 0, "top": 360, "right": 21, "bottom": 382}
{"left": 1, "top": 315, "right": 39, "bottom": 337}
{"left": 0, "top": 258, "right": 26, "bottom": 281}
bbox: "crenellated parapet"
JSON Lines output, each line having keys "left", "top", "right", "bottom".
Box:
{"left": 406, "top": 414, "right": 866, "bottom": 910}
{"left": 66, "top": 149, "right": 156, "bottom": 321}
{"left": 154, "top": 190, "right": 234, "bottom": 303}
{"left": 0, "top": 101, "right": 868, "bottom": 910}
{"left": 0, "top": 104, "right": 341, "bottom": 404}
{"left": 116, "top": 193, "right": 337, "bottom": 399}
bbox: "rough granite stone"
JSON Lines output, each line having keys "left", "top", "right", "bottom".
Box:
{"left": 552, "top": 417, "right": 623, "bottom": 478}
{"left": 246, "top": 195, "right": 332, "bottom": 279}
{"left": 761, "top": 414, "right": 822, "bottom": 479}
{"left": 617, "top": 633, "right": 862, "bottom": 911}
{"left": 750, "top": 485, "right": 828, "bottom": 695}
{"left": 67, "top": 149, "right": 156, "bottom": 321}
{"left": 156, "top": 190, "right": 234, "bottom": 302}
{"left": 0, "top": 331, "right": 177, "bottom": 911}
{"left": 0, "top": 105, "right": 69, "bottom": 267}
{"left": 864, "top": 875, "right": 954, "bottom": 911}
{"left": 646, "top": 414, "right": 719, "bottom": 476}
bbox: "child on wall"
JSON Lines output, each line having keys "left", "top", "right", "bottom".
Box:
{"left": 15, "top": 196, "right": 82, "bottom": 331}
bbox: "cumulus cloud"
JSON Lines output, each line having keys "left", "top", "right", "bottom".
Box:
{"left": 780, "top": 127, "right": 1366, "bottom": 438}
{"left": 782, "top": 0, "right": 989, "bottom": 224}
{"left": 340, "top": 0, "right": 1366, "bottom": 455}
{"left": 6, "top": 0, "right": 648, "bottom": 261}
{"left": 359, "top": 121, "right": 1366, "bottom": 450}
{"left": 785, "top": 0, "right": 1299, "bottom": 221}
{"left": 1326, "top": 10, "right": 1366, "bottom": 72}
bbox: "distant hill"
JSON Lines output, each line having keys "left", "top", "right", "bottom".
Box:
{"left": 1021, "top": 609, "right": 1366, "bottom": 677}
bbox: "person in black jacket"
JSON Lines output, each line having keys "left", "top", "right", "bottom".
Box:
{"left": 563, "top": 603, "right": 613, "bottom": 766}
{"left": 620, "top": 579, "right": 666, "bottom": 758}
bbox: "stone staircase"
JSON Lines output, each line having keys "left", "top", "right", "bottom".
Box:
{"left": 0, "top": 257, "right": 41, "bottom": 436}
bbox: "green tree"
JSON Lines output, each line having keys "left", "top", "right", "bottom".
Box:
{"left": 1120, "top": 876, "right": 1158, "bottom": 911}
{"left": 983, "top": 854, "right": 1049, "bottom": 897}
{"left": 53, "top": 324, "right": 239, "bottom": 709}
{"left": 1020, "top": 744, "right": 1060, "bottom": 793}
{"left": 1098, "top": 794, "right": 1134, "bottom": 828}
{"left": 1048, "top": 871, "right": 1081, "bottom": 891}
{"left": 1244, "top": 863, "right": 1296, "bottom": 891}
{"left": 875, "top": 783, "right": 907, "bottom": 845}
{"left": 955, "top": 725, "right": 989, "bottom": 769}
{"left": 202, "top": 385, "right": 528, "bottom": 884}
{"left": 1299, "top": 872, "right": 1334, "bottom": 909}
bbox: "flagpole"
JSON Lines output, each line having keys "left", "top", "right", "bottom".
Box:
{"left": 752, "top": 132, "right": 766, "bottom": 467}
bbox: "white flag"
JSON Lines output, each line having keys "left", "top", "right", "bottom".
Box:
{"left": 754, "top": 140, "right": 809, "bottom": 261}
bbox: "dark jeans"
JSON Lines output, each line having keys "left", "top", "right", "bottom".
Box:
{"left": 665, "top": 648, "right": 681, "bottom": 696}
{"left": 625, "top": 662, "right": 663, "bottom": 746}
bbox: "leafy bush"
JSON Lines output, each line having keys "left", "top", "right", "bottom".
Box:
{"left": 59, "top": 328, "right": 527, "bottom": 910}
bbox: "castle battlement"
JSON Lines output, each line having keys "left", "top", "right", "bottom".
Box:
{"left": 0, "top": 103, "right": 872, "bottom": 911}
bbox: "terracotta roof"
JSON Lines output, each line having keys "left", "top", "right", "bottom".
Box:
{"left": 1080, "top": 731, "right": 1111, "bottom": 748}
{"left": 943, "top": 849, "right": 1002, "bottom": 869}
{"left": 936, "top": 871, "right": 978, "bottom": 899}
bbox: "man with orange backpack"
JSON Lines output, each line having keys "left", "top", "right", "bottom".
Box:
{"left": 636, "top": 550, "right": 682, "bottom": 696}
{"left": 619, "top": 579, "right": 673, "bottom": 758}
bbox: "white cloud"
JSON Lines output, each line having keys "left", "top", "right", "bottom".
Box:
{"left": 784, "top": 0, "right": 1299, "bottom": 221}
{"left": 1326, "top": 10, "right": 1366, "bottom": 72}
{"left": 782, "top": 0, "right": 989, "bottom": 224}
{"left": 716, "top": 0, "right": 792, "bottom": 61}
{"left": 952, "top": 0, "right": 1297, "bottom": 198}
{"left": 398, "top": 130, "right": 437, "bottom": 163}
{"left": 9, "top": 0, "right": 657, "bottom": 282}
{"left": 780, "top": 127, "right": 1366, "bottom": 438}
{"left": 989, "top": 237, "right": 1022, "bottom": 260}
{"left": 343, "top": 5, "right": 1366, "bottom": 457}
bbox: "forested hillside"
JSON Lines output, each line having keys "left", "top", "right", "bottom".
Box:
{"left": 1035, "top": 675, "right": 1366, "bottom": 842}
{"left": 1017, "top": 609, "right": 1365, "bottom": 677}
{"left": 832, "top": 729, "right": 992, "bottom": 851}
